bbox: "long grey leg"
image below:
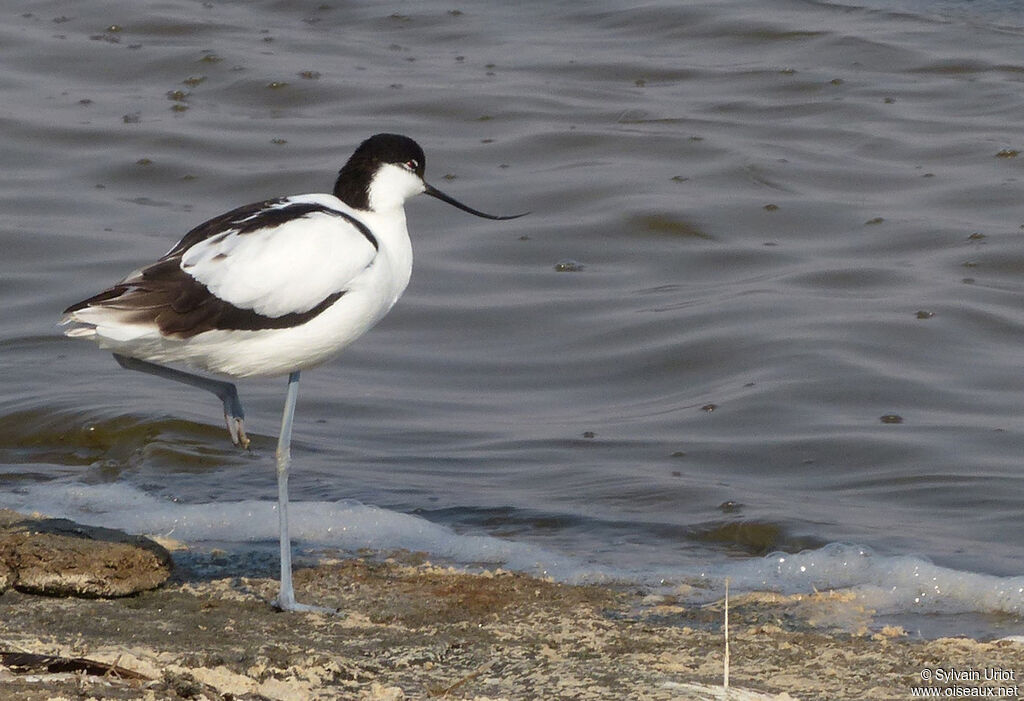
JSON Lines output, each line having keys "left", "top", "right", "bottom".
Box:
{"left": 271, "top": 371, "right": 335, "bottom": 613}
{"left": 112, "top": 353, "right": 249, "bottom": 448}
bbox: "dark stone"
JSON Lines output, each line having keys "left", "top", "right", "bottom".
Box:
{"left": 0, "top": 509, "right": 173, "bottom": 597}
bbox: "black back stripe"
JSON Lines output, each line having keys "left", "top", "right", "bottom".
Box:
{"left": 234, "top": 202, "right": 330, "bottom": 235}
{"left": 232, "top": 203, "right": 377, "bottom": 250}
{"left": 168, "top": 199, "right": 377, "bottom": 256}
{"left": 336, "top": 210, "right": 378, "bottom": 250}
{"left": 168, "top": 198, "right": 286, "bottom": 256}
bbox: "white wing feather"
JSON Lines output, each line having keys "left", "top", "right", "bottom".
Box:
{"left": 180, "top": 198, "right": 377, "bottom": 318}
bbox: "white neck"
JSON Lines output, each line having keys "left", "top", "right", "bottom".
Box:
{"left": 367, "top": 163, "right": 426, "bottom": 213}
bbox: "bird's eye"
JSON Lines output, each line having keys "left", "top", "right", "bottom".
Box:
{"left": 403, "top": 159, "right": 418, "bottom": 171}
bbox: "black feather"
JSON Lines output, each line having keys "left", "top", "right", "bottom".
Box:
{"left": 333, "top": 133, "right": 426, "bottom": 211}
{"left": 62, "top": 200, "right": 377, "bottom": 337}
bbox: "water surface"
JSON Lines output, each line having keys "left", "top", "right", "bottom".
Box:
{"left": 2, "top": 0, "right": 1024, "bottom": 637}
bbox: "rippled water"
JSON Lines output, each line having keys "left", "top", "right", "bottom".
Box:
{"left": 3, "top": 0, "right": 1024, "bottom": 636}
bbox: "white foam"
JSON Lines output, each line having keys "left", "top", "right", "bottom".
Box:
{"left": 4, "top": 482, "right": 1023, "bottom": 616}
{"left": 0, "top": 481, "right": 591, "bottom": 580}
{"left": 707, "top": 543, "right": 1024, "bottom": 616}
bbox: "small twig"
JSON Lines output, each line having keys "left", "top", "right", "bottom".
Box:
{"left": 723, "top": 577, "right": 730, "bottom": 694}
{"left": 0, "top": 651, "right": 150, "bottom": 680}
{"left": 0, "top": 640, "right": 31, "bottom": 654}
{"left": 104, "top": 653, "right": 125, "bottom": 680}
{"left": 431, "top": 659, "right": 495, "bottom": 697}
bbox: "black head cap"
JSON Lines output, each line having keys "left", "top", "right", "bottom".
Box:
{"left": 334, "top": 133, "right": 426, "bottom": 210}
{"left": 333, "top": 133, "right": 529, "bottom": 220}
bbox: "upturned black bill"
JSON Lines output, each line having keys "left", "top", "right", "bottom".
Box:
{"left": 424, "top": 183, "right": 528, "bottom": 221}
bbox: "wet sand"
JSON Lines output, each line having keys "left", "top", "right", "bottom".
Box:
{"left": 1, "top": 555, "right": 1022, "bottom": 700}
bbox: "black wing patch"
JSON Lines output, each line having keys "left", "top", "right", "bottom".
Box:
{"left": 64, "top": 257, "right": 346, "bottom": 338}
{"left": 63, "top": 198, "right": 378, "bottom": 338}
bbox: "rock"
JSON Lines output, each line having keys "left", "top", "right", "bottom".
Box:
{"left": 0, "top": 558, "right": 12, "bottom": 593}
{"left": 0, "top": 509, "right": 172, "bottom": 597}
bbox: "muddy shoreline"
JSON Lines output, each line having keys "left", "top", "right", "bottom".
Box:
{"left": 1, "top": 552, "right": 1023, "bottom": 700}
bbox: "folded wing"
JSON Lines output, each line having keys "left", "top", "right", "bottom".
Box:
{"left": 64, "top": 196, "right": 379, "bottom": 339}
